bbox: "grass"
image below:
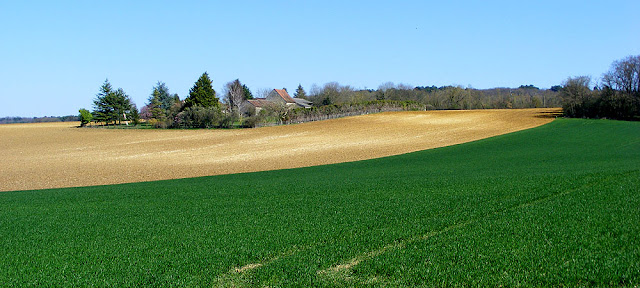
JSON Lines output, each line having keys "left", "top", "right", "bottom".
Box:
{"left": 1, "top": 118, "right": 639, "bottom": 287}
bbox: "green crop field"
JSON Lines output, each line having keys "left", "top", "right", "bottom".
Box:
{"left": 1, "top": 118, "right": 639, "bottom": 287}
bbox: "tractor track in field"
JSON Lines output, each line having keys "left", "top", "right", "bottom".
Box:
{"left": 316, "top": 170, "right": 633, "bottom": 283}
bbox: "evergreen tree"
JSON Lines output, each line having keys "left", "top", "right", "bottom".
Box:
{"left": 112, "top": 88, "right": 134, "bottom": 125}
{"left": 130, "top": 104, "right": 140, "bottom": 125}
{"left": 242, "top": 84, "right": 253, "bottom": 100}
{"left": 149, "top": 91, "right": 165, "bottom": 120}
{"left": 294, "top": 84, "right": 307, "bottom": 99}
{"left": 92, "top": 79, "right": 117, "bottom": 124}
{"left": 92, "top": 79, "right": 134, "bottom": 125}
{"left": 184, "top": 72, "right": 219, "bottom": 108}
{"left": 149, "top": 82, "right": 176, "bottom": 112}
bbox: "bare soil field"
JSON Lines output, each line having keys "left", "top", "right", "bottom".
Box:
{"left": 0, "top": 108, "right": 559, "bottom": 192}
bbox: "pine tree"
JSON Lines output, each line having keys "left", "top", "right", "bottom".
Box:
{"left": 184, "top": 72, "right": 219, "bottom": 108}
{"left": 92, "top": 79, "right": 117, "bottom": 125}
{"left": 149, "top": 90, "right": 165, "bottom": 120}
{"left": 92, "top": 79, "right": 134, "bottom": 125}
{"left": 295, "top": 84, "right": 307, "bottom": 99}
{"left": 112, "top": 88, "right": 133, "bottom": 125}
{"left": 130, "top": 104, "right": 140, "bottom": 126}
{"left": 242, "top": 84, "right": 253, "bottom": 100}
{"left": 149, "top": 82, "right": 175, "bottom": 112}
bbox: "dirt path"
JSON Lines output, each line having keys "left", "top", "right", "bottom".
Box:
{"left": 0, "top": 108, "right": 559, "bottom": 192}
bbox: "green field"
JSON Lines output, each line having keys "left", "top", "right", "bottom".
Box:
{"left": 1, "top": 118, "right": 639, "bottom": 287}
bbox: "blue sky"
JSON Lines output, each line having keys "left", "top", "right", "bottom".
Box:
{"left": 1, "top": 1, "right": 638, "bottom": 117}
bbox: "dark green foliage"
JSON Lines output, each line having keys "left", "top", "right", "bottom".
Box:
{"left": 148, "top": 90, "right": 165, "bottom": 120}
{"left": 78, "top": 108, "right": 92, "bottom": 127}
{"left": 241, "top": 115, "right": 262, "bottom": 128}
{"left": 173, "top": 106, "right": 223, "bottom": 128}
{"left": 184, "top": 72, "right": 219, "bottom": 109}
{"left": 91, "top": 79, "right": 115, "bottom": 124}
{"left": 91, "top": 79, "right": 135, "bottom": 125}
{"left": 152, "top": 82, "right": 177, "bottom": 112}
{"left": 113, "top": 88, "right": 133, "bottom": 124}
{"left": 1, "top": 119, "right": 639, "bottom": 286}
{"left": 414, "top": 85, "right": 439, "bottom": 93}
{"left": 242, "top": 84, "right": 253, "bottom": 100}
{"left": 219, "top": 111, "right": 239, "bottom": 128}
{"left": 550, "top": 85, "right": 562, "bottom": 92}
{"left": 294, "top": 84, "right": 306, "bottom": 99}
{"left": 147, "top": 82, "right": 178, "bottom": 122}
{"left": 519, "top": 84, "right": 539, "bottom": 90}
{"left": 130, "top": 104, "right": 140, "bottom": 126}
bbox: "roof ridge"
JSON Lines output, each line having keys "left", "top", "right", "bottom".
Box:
{"left": 274, "top": 89, "right": 295, "bottom": 103}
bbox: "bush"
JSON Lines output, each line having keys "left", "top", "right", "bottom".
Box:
{"left": 241, "top": 115, "right": 262, "bottom": 128}
{"left": 148, "top": 118, "right": 170, "bottom": 129}
{"left": 78, "top": 108, "right": 93, "bottom": 127}
{"left": 174, "top": 106, "right": 223, "bottom": 128}
{"left": 219, "top": 111, "right": 239, "bottom": 129}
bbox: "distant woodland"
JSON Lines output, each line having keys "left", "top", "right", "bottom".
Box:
{"left": 0, "top": 116, "right": 78, "bottom": 125}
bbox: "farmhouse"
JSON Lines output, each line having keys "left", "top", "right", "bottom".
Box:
{"left": 267, "top": 89, "right": 297, "bottom": 107}
{"left": 245, "top": 99, "right": 271, "bottom": 114}
{"left": 246, "top": 89, "right": 312, "bottom": 113}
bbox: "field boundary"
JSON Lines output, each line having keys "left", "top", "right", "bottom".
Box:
{"left": 0, "top": 109, "right": 558, "bottom": 192}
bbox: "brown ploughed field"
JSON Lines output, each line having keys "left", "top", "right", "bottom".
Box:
{"left": 0, "top": 108, "right": 559, "bottom": 192}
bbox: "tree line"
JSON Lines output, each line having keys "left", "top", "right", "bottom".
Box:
{"left": 80, "top": 54, "right": 638, "bottom": 128}
{"left": 560, "top": 55, "right": 640, "bottom": 120}
{"left": 299, "top": 82, "right": 561, "bottom": 110}
{"left": 0, "top": 115, "right": 79, "bottom": 125}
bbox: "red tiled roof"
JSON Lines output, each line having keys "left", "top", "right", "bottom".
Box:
{"left": 247, "top": 98, "right": 271, "bottom": 107}
{"left": 274, "top": 89, "right": 296, "bottom": 103}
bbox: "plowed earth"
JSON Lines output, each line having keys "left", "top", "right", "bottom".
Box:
{"left": 0, "top": 109, "right": 559, "bottom": 192}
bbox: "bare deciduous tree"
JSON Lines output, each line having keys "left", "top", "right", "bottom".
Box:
{"left": 255, "top": 87, "right": 273, "bottom": 99}
{"left": 561, "top": 76, "right": 593, "bottom": 118}
{"left": 602, "top": 55, "right": 640, "bottom": 96}
{"left": 224, "top": 79, "right": 245, "bottom": 113}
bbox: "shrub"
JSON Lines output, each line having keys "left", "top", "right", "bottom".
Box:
{"left": 241, "top": 115, "right": 262, "bottom": 128}
{"left": 78, "top": 108, "right": 93, "bottom": 127}
{"left": 173, "top": 106, "right": 223, "bottom": 128}
{"left": 219, "top": 111, "right": 239, "bottom": 129}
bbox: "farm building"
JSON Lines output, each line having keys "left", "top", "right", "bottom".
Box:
{"left": 245, "top": 89, "right": 312, "bottom": 113}
{"left": 245, "top": 99, "right": 271, "bottom": 114}
{"left": 266, "top": 89, "right": 297, "bottom": 107}
{"left": 293, "top": 97, "right": 312, "bottom": 108}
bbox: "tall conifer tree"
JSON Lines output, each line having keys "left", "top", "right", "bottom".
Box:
{"left": 295, "top": 84, "right": 307, "bottom": 99}
{"left": 184, "top": 72, "right": 219, "bottom": 108}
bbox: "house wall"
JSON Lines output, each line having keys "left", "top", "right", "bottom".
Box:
{"left": 266, "top": 90, "right": 286, "bottom": 104}
{"left": 241, "top": 101, "right": 262, "bottom": 115}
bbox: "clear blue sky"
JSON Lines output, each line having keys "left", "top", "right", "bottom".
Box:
{"left": 1, "top": 0, "right": 638, "bottom": 117}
